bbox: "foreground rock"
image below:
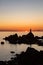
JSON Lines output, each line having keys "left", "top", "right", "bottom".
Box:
{"left": 14, "top": 47, "right": 43, "bottom": 65}
{"left": 0, "top": 47, "right": 43, "bottom": 65}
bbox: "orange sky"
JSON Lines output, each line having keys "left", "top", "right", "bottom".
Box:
{"left": 0, "top": 0, "right": 43, "bottom": 31}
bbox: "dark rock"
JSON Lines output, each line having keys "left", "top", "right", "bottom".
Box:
{"left": 0, "top": 47, "right": 43, "bottom": 65}
{"left": 14, "top": 47, "right": 43, "bottom": 65}
{"left": 1, "top": 41, "right": 4, "bottom": 45}
{"left": 10, "top": 51, "right": 15, "bottom": 54}
{"left": 4, "top": 29, "right": 43, "bottom": 46}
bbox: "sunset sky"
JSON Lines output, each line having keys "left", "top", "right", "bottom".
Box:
{"left": 0, "top": 0, "right": 43, "bottom": 31}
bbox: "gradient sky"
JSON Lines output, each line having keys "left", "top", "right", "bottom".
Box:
{"left": 0, "top": 0, "right": 43, "bottom": 31}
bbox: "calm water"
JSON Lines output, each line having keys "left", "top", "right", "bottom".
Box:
{"left": 0, "top": 31, "right": 43, "bottom": 61}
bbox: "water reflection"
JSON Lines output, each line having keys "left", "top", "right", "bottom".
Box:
{"left": 0, "top": 41, "right": 43, "bottom": 61}
{"left": 0, "top": 41, "right": 29, "bottom": 61}
{"left": 0, "top": 31, "right": 43, "bottom": 61}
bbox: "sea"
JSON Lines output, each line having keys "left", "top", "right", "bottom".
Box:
{"left": 0, "top": 31, "right": 43, "bottom": 61}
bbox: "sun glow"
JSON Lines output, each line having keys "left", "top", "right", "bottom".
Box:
{"left": 0, "top": 0, "right": 43, "bottom": 31}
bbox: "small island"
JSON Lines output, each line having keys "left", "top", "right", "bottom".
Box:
{"left": 4, "top": 29, "right": 43, "bottom": 46}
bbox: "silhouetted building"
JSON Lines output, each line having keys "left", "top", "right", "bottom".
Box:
{"left": 26, "top": 29, "right": 34, "bottom": 39}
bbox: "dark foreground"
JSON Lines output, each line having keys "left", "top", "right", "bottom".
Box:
{"left": 0, "top": 47, "right": 43, "bottom": 65}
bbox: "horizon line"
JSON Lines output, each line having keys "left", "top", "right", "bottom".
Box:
{"left": 0, "top": 30, "right": 43, "bottom": 32}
